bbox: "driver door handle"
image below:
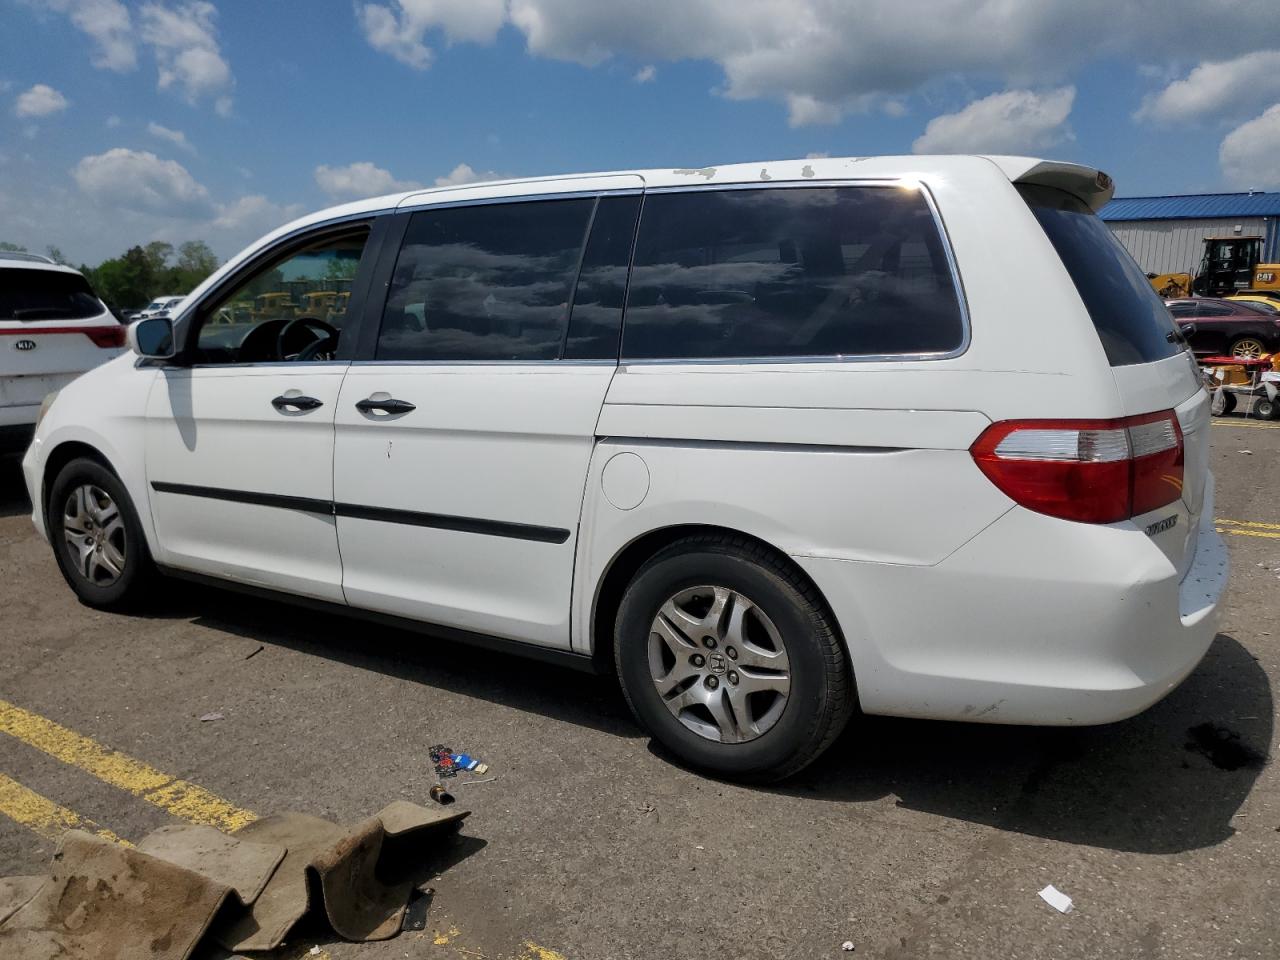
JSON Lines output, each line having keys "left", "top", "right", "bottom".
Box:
{"left": 271, "top": 394, "right": 324, "bottom": 412}
{"left": 355, "top": 397, "right": 416, "bottom": 415}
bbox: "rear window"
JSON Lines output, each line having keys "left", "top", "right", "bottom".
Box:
{"left": 622, "top": 185, "right": 965, "bottom": 360}
{"left": 0, "top": 268, "right": 103, "bottom": 321}
{"left": 1018, "top": 184, "right": 1181, "bottom": 366}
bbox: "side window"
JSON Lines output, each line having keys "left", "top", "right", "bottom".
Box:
{"left": 376, "top": 198, "right": 594, "bottom": 362}
{"left": 622, "top": 186, "right": 964, "bottom": 360}
{"left": 564, "top": 195, "right": 642, "bottom": 360}
{"left": 194, "top": 230, "right": 369, "bottom": 364}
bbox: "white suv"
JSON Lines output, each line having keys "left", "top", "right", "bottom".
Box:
{"left": 21, "top": 156, "right": 1227, "bottom": 781}
{"left": 1, "top": 252, "right": 126, "bottom": 451}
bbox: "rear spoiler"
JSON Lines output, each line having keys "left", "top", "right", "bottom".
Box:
{"left": 982, "top": 156, "right": 1116, "bottom": 212}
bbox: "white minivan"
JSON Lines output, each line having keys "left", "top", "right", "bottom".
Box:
{"left": 22, "top": 156, "right": 1227, "bottom": 781}
{"left": 2, "top": 252, "right": 126, "bottom": 452}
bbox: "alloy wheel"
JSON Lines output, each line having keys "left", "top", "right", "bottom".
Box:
{"left": 1231, "top": 338, "right": 1266, "bottom": 359}
{"left": 647, "top": 585, "right": 791, "bottom": 743}
{"left": 62, "top": 484, "right": 127, "bottom": 586}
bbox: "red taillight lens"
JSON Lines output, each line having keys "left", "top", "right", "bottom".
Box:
{"left": 970, "top": 412, "right": 1183, "bottom": 524}
{"left": 84, "top": 325, "right": 126, "bottom": 348}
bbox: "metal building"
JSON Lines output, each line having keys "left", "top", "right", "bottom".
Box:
{"left": 1100, "top": 193, "right": 1280, "bottom": 276}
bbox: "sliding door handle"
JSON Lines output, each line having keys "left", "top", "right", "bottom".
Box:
{"left": 355, "top": 397, "right": 416, "bottom": 415}
{"left": 272, "top": 394, "right": 323, "bottom": 411}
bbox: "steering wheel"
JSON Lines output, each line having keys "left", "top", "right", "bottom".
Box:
{"left": 276, "top": 316, "right": 339, "bottom": 361}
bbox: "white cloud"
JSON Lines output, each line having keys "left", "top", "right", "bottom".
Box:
{"left": 147, "top": 121, "right": 195, "bottom": 153}
{"left": 139, "top": 1, "right": 234, "bottom": 109}
{"left": 356, "top": 1, "right": 1280, "bottom": 125}
{"left": 15, "top": 84, "right": 69, "bottom": 118}
{"left": 105, "top": 114, "right": 122, "bottom": 127}
{"left": 315, "top": 161, "right": 423, "bottom": 198}
{"left": 433, "top": 162, "right": 495, "bottom": 186}
{"left": 43, "top": 0, "right": 136, "bottom": 71}
{"left": 212, "top": 194, "right": 304, "bottom": 232}
{"left": 1139, "top": 49, "right": 1280, "bottom": 124}
{"left": 356, "top": 0, "right": 507, "bottom": 69}
{"left": 633, "top": 64, "right": 656, "bottom": 83}
{"left": 1220, "top": 103, "right": 1280, "bottom": 189}
{"left": 72, "top": 147, "right": 212, "bottom": 217}
{"left": 913, "top": 87, "right": 1075, "bottom": 154}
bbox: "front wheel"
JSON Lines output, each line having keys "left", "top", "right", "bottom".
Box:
{"left": 614, "top": 535, "right": 854, "bottom": 782}
{"left": 47, "top": 457, "right": 156, "bottom": 609}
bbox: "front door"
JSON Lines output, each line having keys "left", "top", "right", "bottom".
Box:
{"left": 332, "top": 191, "right": 641, "bottom": 647}
{"left": 145, "top": 226, "right": 375, "bottom": 602}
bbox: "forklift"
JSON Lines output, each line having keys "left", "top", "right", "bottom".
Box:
{"left": 1149, "top": 235, "right": 1280, "bottom": 299}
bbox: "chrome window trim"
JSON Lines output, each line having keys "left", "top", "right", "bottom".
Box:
{"left": 621, "top": 179, "right": 972, "bottom": 366}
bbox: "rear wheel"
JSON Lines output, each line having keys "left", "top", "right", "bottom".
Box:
{"left": 614, "top": 535, "right": 854, "bottom": 782}
{"left": 1254, "top": 395, "right": 1279, "bottom": 420}
{"left": 1229, "top": 336, "right": 1267, "bottom": 359}
{"left": 48, "top": 457, "right": 156, "bottom": 609}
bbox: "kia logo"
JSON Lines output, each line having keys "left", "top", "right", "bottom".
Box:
{"left": 14, "top": 339, "right": 37, "bottom": 352}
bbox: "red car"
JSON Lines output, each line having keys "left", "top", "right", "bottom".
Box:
{"left": 1165, "top": 297, "right": 1280, "bottom": 358}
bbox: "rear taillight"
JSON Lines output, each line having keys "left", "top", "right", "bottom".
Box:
{"left": 970, "top": 411, "right": 1184, "bottom": 524}
{"left": 84, "top": 325, "right": 126, "bottom": 348}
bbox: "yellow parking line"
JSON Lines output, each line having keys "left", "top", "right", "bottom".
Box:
{"left": 0, "top": 772, "right": 131, "bottom": 846}
{"left": 1217, "top": 517, "right": 1280, "bottom": 531}
{"left": 1218, "top": 527, "right": 1280, "bottom": 540}
{"left": 0, "top": 699, "right": 256, "bottom": 833}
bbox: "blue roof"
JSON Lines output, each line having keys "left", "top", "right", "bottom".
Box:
{"left": 1101, "top": 192, "right": 1280, "bottom": 221}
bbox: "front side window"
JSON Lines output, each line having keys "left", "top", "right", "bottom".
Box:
{"left": 622, "top": 185, "right": 965, "bottom": 360}
{"left": 377, "top": 198, "right": 595, "bottom": 362}
{"left": 1, "top": 269, "right": 104, "bottom": 321}
{"left": 193, "top": 230, "right": 369, "bottom": 364}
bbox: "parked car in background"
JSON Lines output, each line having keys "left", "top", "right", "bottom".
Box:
{"left": 1165, "top": 297, "right": 1280, "bottom": 358}
{"left": 129, "top": 296, "right": 185, "bottom": 321}
{"left": 1, "top": 252, "right": 126, "bottom": 451}
{"left": 23, "top": 156, "right": 1225, "bottom": 781}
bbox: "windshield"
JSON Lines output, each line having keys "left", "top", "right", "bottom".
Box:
{"left": 1018, "top": 184, "right": 1183, "bottom": 366}
{"left": 0, "top": 269, "right": 104, "bottom": 321}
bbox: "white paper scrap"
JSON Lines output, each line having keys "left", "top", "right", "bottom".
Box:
{"left": 1038, "top": 884, "right": 1073, "bottom": 914}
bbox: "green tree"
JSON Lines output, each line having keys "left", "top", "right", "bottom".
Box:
{"left": 143, "top": 241, "right": 175, "bottom": 277}
{"left": 0, "top": 241, "right": 28, "bottom": 253}
{"left": 45, "top": 245, "right": 71, "bottom": 266}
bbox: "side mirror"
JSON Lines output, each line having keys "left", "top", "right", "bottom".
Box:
{"left": 128, "top": 317, "right": 175, "bottom": 359}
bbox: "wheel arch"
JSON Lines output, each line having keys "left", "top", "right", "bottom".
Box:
{"left": 40, "top": 440, "right": 122, "bottom": 529}
{"left": 588, "top": 523, "right": 845, "bottom": 676}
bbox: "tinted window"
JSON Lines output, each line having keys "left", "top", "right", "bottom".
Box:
{"left": 378, "top": 198, "right": 594, "bottom": 362}
{"left": 0, "top": 269, "right": 103, "bottom": 321}
{"left": 1197, "top": 303, "right": 1234, "bottom": 317}
{"left": 1019, "top": 185, "right": 1181, "bottom": 366}
{"left": 1166, "top": 302, "right": 1197, "bottom": 318}
{"left": 564, "top": 195, "right": 641, "bottom": 360}
{"left": 621, "top": 186, "right": 964, "bottom": 360}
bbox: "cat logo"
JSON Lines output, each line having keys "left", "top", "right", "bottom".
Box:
{"left": 14, "top": 339, "right": 37, "bottom": 352}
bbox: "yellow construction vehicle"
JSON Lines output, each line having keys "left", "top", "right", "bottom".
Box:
{"left": 1149, "top": 236, "right": 1280, "bottom": 299}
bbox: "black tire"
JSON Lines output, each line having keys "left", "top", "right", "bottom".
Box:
{"left": 47, "top": 457, "right": 156, "bottom": 610}
{"left": 614, "top": 534, "right": 854, "bottom": 782}
{"left": 1210, "top": 389, "right": 1237, "bottom": 417}
{"left": 1255, "top": 395, "right": 1279, "bottom": 420}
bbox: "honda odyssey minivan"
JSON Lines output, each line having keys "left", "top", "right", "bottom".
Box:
{"left": 22, "top": 155, "right": 1227, "bottom": 781}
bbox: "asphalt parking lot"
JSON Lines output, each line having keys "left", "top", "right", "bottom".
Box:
{"left": 1, "top": 412, "right": 1278, "bottom": 960}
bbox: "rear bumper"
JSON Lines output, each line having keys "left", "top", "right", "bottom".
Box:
{"left": 796, "top": 478, "right": 1227, "bottom": 726}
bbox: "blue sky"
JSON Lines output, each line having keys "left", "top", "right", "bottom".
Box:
{"left": 3, "top": 1, "right": 1280, "bottom": 265}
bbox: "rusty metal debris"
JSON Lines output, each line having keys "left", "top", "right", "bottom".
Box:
{"left": 0, "top": 800, "right": 469, "bottom": 960}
